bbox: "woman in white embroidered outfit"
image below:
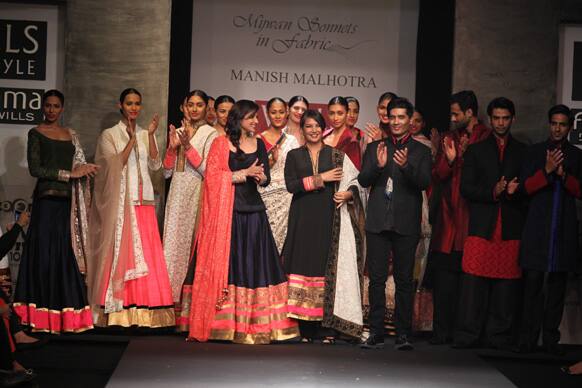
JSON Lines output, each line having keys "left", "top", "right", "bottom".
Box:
{"left": 87, "top": 88, "right": 175, "bottom": 327}
{"left": 258, "top": 97, "right": 299, "bottom": 253}
{"left": 162, "top": 90, "right": 217, "bottom": 323}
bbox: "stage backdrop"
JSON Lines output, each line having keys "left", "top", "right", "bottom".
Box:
{"left": 0, "top": 2, "right": 64, "bottom": 280}
{"left": 558, "top": 24, "right": 582, "bottom": 344}
{"left": 189, "top": 0, "right": 419, "bottom": 130}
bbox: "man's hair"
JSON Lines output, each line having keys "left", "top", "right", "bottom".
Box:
{"left": 487, "top": 97, "right": 515, "bottom": 117}
{"left": 387, "top": 97, "right": 414, "bottom": 118}
{"left": 451, "top": 90, "right": 478, "bottom": 116}
{"left": 548, "top": 104, "right": 572, "bottom": 125}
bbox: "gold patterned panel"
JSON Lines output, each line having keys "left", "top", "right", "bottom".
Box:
{"left": 93, "top": 306, "right": 175, "bottom": 328}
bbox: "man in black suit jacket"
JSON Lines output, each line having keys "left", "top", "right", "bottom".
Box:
{"left": 358, "top": 97, "right": 431, "bottom": 350}
{"left": 454, "top": 97, "right": 527, "bottom": 349}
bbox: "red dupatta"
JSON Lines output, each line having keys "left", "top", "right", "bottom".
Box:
{"left": 188, "top": 136, "right": 235, "bottom": 341}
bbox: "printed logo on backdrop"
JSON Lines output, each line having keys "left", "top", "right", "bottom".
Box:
{"left": 0, "top": 19, "right": 47, "bottom": 80}
{"left": 0, "top": 87, "right": 43, "bottom": 124}
{"left": 569, "top": 109, "right": 582, "bottom": 145}
{"left": 231, "top": 14, "right": 377, "bottom": 89}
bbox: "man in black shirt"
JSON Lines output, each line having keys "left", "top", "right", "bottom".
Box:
{"left": 358, "top": 97, "right": 431, "bottom": 349}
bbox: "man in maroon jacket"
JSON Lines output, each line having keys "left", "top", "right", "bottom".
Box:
{"left": 429, "top": 90, "right": 490, "bottom": 344}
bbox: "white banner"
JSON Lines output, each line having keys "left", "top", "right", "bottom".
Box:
{"left": 190, "top": 0, "right": 419, "bottom": 129}
{"left": 0, "top": 3, "right": 64, "bottom": 278}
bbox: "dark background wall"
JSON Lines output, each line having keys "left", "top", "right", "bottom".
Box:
{"left": 452, "top": 0, "right": 582, "bottom": 143}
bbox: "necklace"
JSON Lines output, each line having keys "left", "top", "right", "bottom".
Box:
{"left": 307, "top": 146, "right": 321, "bottom": 175}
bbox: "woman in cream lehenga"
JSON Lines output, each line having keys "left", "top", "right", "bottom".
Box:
{"left": 87, "top": 88, "right": 174, "bottom": 328}
{"left": 162, "top": 90, "right": 218, "bottom": 327}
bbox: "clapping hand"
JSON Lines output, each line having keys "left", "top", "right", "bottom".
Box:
{"left": 443, "top": 137, "right": 457, "bottom": 164}
{"left": 393, "top": 148, "right": 408, "bottom": 167}
{"left": 364, "top": 123, "right": 383, "bottom": 142}
{"left": 494, "top": 176, "right": 507, "bottom": 197}
{"left": 545, "top": 149, "right": 564, "bottom": 174}
{"left": 376, "top": 142, "right": 388, "bottom": 168}
{"left": 126, "top": 116, "right": 136, "bottom": 138}
{"left": 148, "top": 113, "right": 160, "bottom": 136}
{"left": 168, "top": 125, "right": 180, "bottom": 150}
{"left": 506, "top": 177, "right": 519, "bottom": 195}
{"left": 177, "top": 128, "right": 191, "bottom": 150}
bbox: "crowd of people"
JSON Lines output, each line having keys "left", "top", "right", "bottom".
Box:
{"left": 1, "top": 87, "right": 582, "bottom": 384}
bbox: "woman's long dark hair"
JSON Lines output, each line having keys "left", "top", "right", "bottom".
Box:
{"left": 226, "top": 99, "right": 259, "bottom": 155}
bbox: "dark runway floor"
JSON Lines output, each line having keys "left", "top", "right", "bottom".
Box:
{"left": 108, "top": 336, "right": 515, "bottom": 387}
{"left": 13, "top": 333, "right": 582, "bottom": 388}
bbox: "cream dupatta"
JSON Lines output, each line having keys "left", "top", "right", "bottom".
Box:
{"left": 322, "top": 150, "right": 366, "bottom": 337}
{"left": 87, "top": 128, "right": 149, "bottom": 316}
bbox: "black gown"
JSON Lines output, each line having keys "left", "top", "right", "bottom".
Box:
{"left": 13, "top": 129, "right": 92, "bottom": 333}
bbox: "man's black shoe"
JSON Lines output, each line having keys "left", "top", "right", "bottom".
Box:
{"left": 360, "top": 335, "right": 384, "bottom": 349}
{"left": 395, "top": 335, "right": 414, "bottom": 351}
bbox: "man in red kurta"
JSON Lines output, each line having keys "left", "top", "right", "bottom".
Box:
{"left": 454, "top": 97, "right": 527, "bottom": 350}
{"left": 429, "top": 90, "right": 490, "bottom": 344}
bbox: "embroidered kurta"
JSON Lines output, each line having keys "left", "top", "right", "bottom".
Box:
{"left": 162, "top": 124, "right": 217, "bottom": 303}
{"left": 258, "top": 130, "right": 299, "bottom": 253}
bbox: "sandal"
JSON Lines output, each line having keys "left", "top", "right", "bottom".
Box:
{"left": 321, "top": 336, "right": 336, "bottom": 345}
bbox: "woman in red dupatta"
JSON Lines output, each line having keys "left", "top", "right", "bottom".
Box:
{"left": 187, "top": 100, "right": 299, "bottom": 344}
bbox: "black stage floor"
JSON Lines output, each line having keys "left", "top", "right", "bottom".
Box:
{"left": 107, "top": 336, "right": 514, "bottom": 388}
{"left": 15, "top": 333, "right": 582, "bottom": 387}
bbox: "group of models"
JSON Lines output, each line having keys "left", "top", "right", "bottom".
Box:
{"left": 3, "top": 87, "right": 582, "bottom": 362}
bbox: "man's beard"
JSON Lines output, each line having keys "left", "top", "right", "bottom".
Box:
{"left": 450, "top": 120, "right": 468, "bottom": 132}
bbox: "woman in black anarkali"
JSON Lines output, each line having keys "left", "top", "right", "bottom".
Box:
{"left": 283, "top": 110, "right": 365, "bottom": 342}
